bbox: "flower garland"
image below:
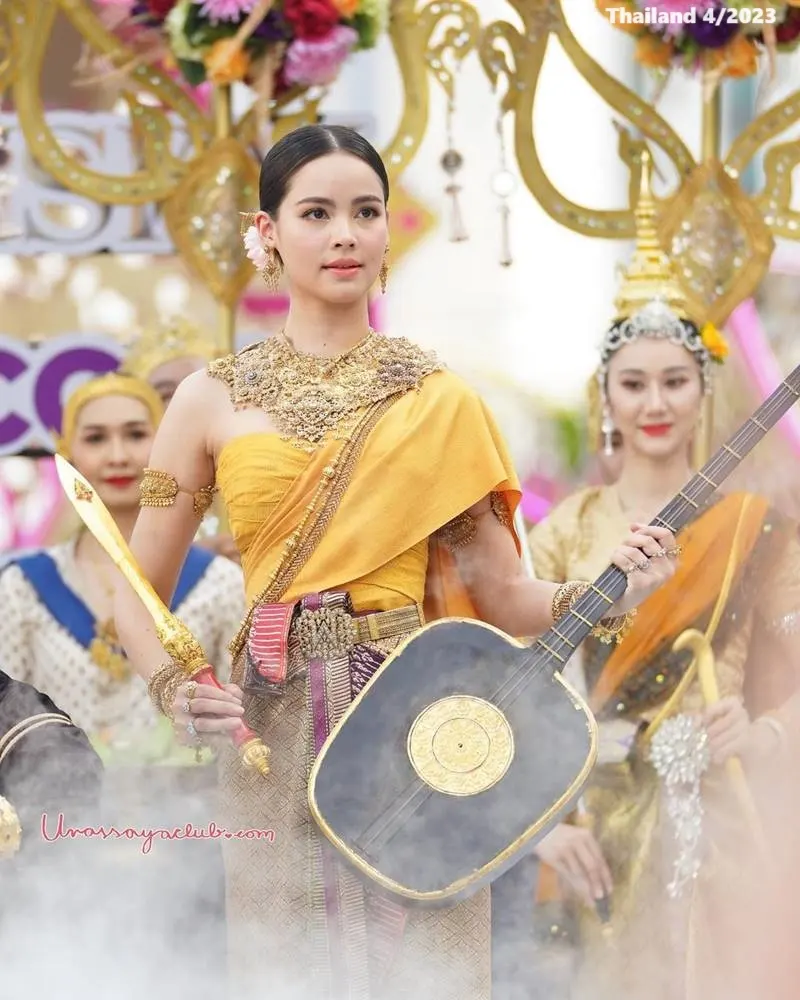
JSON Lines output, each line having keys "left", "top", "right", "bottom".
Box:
{"left": 597, "top": 0, "right": 800, "bottom": 78}
{"left": 92, "top": 0, "right": 389, "bottom": 90}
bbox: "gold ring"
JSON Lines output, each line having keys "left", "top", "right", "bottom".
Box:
{"left": 186, "top": 680, "right": 197, "bottom": 700}
{"left": 666, "top": 545, "right": 683, "bottom": 558}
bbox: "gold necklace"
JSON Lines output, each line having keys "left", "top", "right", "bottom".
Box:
{"left": 208, "top": 329, "right": 443, "bottom": 452}
{"left": 76, "top": 534, "right": 131, "bottom": 685}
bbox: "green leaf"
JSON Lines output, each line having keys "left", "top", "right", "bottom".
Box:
{"left": 177, "top": 58, "right": 208, "bottom": 86}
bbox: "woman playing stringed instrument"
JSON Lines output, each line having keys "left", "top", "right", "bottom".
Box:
{"left": 528, "top": 156, "right": 800, "bottom": 1000}
{"left": 113, "top": 124, "right": 678, "bottom": 1000}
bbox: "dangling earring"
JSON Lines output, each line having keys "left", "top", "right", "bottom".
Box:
{"left": 379, "top": 247, "right": 389, "bottom": 295}
{"left": 262, "top": 247, "right": 282, "bottom": 293}
{"left": 601, "top": 406, "right": 616, "bottom": 457}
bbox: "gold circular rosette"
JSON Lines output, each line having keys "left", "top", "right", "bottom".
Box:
{"left": 407, "top": 695, "right": 514, "bottom": 796}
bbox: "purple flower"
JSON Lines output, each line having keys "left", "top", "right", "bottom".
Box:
{"left": 684, "top": 3, "right": 740, "bottom": 46}
{"left": 192, "top": 0, "right": 256, "bottom": 25}
{"left": 250, "top": 8, "right": 292, "bottom": 42}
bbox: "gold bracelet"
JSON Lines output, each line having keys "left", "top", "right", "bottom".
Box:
{"left": 147, "top": 661, "right": 184, "bottom": 719}
{"left": 551, "top": 581, "right": 636, "bottom": 645}
{"left": 551, "top": 581, "right": 590, "bottom": 622}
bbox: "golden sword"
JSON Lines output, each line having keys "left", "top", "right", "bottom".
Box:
{"left": 54, "top": 454, "right": 270, "bottom": 777}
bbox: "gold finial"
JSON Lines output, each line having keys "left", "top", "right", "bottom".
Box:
{"left": 122, "top": 316, "right": 221, "bottom": 382}
{"left": 614, "top": 150, "right": 689, "bottom": 320}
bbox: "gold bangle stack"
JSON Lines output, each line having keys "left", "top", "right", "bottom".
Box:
{"left": 551, "top": 581, "right": 637, "bottom": 646}
{"left": 146, "top": 661, "right": 186, "bottom": 720}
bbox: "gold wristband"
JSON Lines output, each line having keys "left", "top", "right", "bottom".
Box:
{"left": 147, "top": 661, "right": 184, "bottom": 719}
{"left": 551, "top": 581, "right": 636, "bottom": 645}
{"left": 551, "top": 581, "right": 590, "bottom": 622}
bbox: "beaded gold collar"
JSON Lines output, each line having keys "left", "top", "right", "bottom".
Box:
{"left": 208, "top": 331, "right": 443, "bottom": 451}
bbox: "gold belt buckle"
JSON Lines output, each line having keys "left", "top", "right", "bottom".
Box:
{"left": 295, "top": 607, "right": 358, "bottom": 660}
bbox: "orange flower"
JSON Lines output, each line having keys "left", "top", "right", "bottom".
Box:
{"left": 331, "top": 0, "right": 359, "bottom": 15}
{"left": 635, "top": 34, "right": 673, "bottom": 68}
{"left": 204, "top": 38, "right": 250, "bottom": 85}
{"left": 596, "top": 0, "right": 640, "bottom": 34}
{"left": 706, "top": 34, "right": 758, "bottom": 77}
{"left": 700, "top": 323, "right": 729, "bottom": 363}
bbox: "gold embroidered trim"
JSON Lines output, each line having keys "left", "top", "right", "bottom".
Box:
{"left": 229, "top": 396, "right": 401, "bottom": 662}
{"left": 139, "top": 468, "right": 216, "bottom": 518}
{"left": 437, "top": 512, "right": 477, "bottom": 550}
{"left": 207, "top": 331, "right": 443, "bottom": 453}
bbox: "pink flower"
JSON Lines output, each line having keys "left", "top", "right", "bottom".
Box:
{"left": 192, "top": 0, "right": 256, "bottom": 24}
{"left": 243, "top": 226, "right": 268, "bottom": 271}
{"left": 283, "top": 25, "right": 358, "bottom": 86}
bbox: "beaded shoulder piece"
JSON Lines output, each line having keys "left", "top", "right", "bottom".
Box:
{"left": 207, "top": 332, "right": 443, "bottom": 452}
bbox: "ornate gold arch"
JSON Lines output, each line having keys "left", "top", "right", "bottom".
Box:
{"left": 5, "top": 0, "right": 800, "bottom": 348}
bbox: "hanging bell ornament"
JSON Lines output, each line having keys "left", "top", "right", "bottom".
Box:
{"left": 441, "top": 148, "right": 468, "bottom": 243}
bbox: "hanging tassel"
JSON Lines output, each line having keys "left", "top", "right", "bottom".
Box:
{"left": 441, "top": 149, "right": 468, "bottom": 242}
{"left": 498, "top": 201, "right": 512, "bottom": 267}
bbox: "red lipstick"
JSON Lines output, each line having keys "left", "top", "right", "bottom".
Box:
{"left": 640, "top": 424, "right": 672, "bottom": 437}
{"left": 104, "top": 476, "right": 136, "bottom": 488}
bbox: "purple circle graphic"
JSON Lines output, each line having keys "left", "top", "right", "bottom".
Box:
{"left": 0, "top": 347, "right": 29, "bottom": 448}
{"left": 36, "top": 348, "right": 119, "bottom": 437}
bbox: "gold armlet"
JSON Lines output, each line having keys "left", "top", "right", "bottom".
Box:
{"left": 437, "top": 512, "right": 477, "bottom": 551}
{"left": 490, "top": 491, "right": 513, "bottom": 530}
{"left": 140, "top": 468, "right": 217, "bottom": 518}
{"left": 551, "top": 581, "right": 636, "bottom": 645}
{"left": 147, "top": 661, "right": 185, "bottom": 720}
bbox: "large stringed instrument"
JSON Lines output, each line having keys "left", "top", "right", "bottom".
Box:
{"left": 308, "top": 363, "right": 800, "bottom": 908}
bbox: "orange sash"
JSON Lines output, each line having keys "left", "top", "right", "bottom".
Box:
{"left": 589, "top": 492, "right": 769, "bottom": 714}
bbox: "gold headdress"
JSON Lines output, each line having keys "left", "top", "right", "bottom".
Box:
{"left": 589, "top": 150, "right": 729, "bottom": 454}
{"left": 600, "top": 150, "right": 729, "bottom": 383}
{"left": 122, "top": 316, "right": 221, "bottom": 382}
{"left": 56, "top": 373, "right": 164, "bottom": 458}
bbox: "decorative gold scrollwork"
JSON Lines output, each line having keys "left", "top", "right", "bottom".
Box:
{"left": 382, "top": 0, "right": 481, "bottom": 180}
{"left": 14, "top": 0, "right": 210, "bottom": 205}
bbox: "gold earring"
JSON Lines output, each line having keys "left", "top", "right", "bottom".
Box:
{"left": 262, "top": 247, "right": 282, "bottom": 293}
{"left": 379, "top": 247, "right": 389, "bottom": 295}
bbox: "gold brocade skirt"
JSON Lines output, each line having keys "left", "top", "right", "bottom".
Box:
{"left": 217, "top": 616, "right": 491, "bottom": 1000}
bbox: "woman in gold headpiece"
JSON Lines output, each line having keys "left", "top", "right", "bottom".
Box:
{"left": 527, "top": 152, "right": 800, "bottom": 1000}
{"left": 122, "top": 315, "right": 221, "bottom": 405}
{"left": 112, "top": 125, "right": 678, "bottom": 1000}
{"left": 0, "top": 372, "right": 245, "bottom": 764}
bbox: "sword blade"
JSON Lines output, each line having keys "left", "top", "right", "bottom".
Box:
{"left": 54, "top": 454, "right": 206, "bottom": 670}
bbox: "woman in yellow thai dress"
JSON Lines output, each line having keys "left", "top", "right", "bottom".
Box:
{"left": 113, "top": 124, "right": 678, "bottom": 1000}
{"left": 528, "top": 162, "right": 800, "bottom": 1000}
